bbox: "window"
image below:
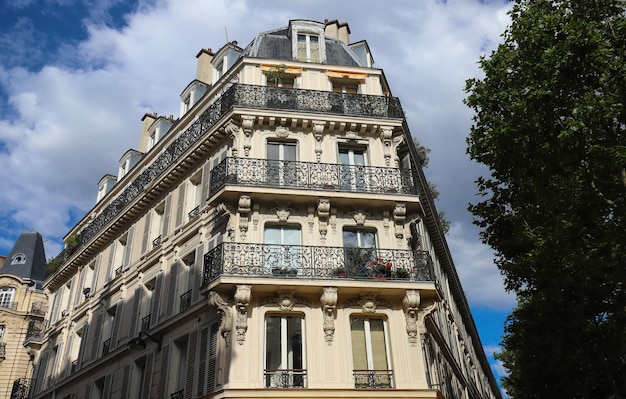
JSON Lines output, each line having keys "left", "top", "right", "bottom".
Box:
{"left": 11, "top": 252, "right": 27, "bottom": 265}
{"left": 0, "top": 287, "right": 16, "bottom": 309}
{"left": 187, "top": 171, "right": 203, "bottom": 219}
{"left": 343, "top": 229, "right": 377, "bottom": 276}
{"left": 332, "top": 79, "right": 359, "bottom": 94}
{"left": 264, "top": 225, "right": 301, "bottom": 275}
{"left": 169, "top": 336, "right": 188, "bottom": 398}
{"left": 351, "top": 317, "right": 392, "bottom": 388}
{"left": 130, "top": 356, "right": 147, "bottom": 399}
{"left": 267, "top": 141, "right": 298, "bottom": 186}
{"left": 339, "top": 146, "right": 368, "bottom": 191}
{"left": 265, "top": 315, "right": 305, "bottom": 388}
{"left": 297, "top": 34, "right": 320, "bottom": 63}
{"left": 0, "top": 324, "right": 5, "bottom": 341}
{"left": 178, "top": 252, "right": 195, "bottom": 313}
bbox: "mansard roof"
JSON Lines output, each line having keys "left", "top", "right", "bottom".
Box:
{"left": 1, "top": 231, "right": 47, "bottom": 288}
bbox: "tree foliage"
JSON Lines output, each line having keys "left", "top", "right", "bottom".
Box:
{"left": 465, "top": 1, "right": 626, "bottom": 397}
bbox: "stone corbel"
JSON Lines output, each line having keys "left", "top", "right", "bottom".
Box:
{"left": 222, "top": 119, "right": 240, "bottom": 158}
{"left": 317, "top": 199, "right": 331, "bottom": 237}
{"left": 312, "top": 120, "right": 325, "bottom": 162}
{"left": 208, "top": 291, "right": 232, "bottom": 347}
{"left": 238, "top": 195, "right": 251, "bottom": 239}
{"left": 403, "top": 289, "right": 421, "bottom": 345}
{"left": 241, "top": 115, "right": 255, "bottom": 156}
{"left": 393, "top": 203, "right": 407, "bottom": 239}
{"left": 234, "top": 285, "right": 252, "bottom": 345}
{"left": 275, "top": 206, "right": 291, "bottom": 222}
{"left": 418, "top": 300, "right": 438, "bottom": 340}
{"left": 380, "top": 126, "right": 393, "bottom": 166}
{"left": 320, "top": 287, "right": 338, "bottom": 343}
{"left": 353, "top": 210, "right": 367, "bottom": 226}
{"left": 262, "top": 290, "right": 310, "bottom": 311}
{"left": 392, "top": 135, "right": 405, "bottom": 168}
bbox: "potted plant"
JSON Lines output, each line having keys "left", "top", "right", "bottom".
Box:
{"left": 333, "top": 267, "right": 347, "bottom": 278}
{"left": 366, "top": 258, "right": 393, "bottom": 279}
{"left": 392, "top": 267, "right": 410, "bottom": 279}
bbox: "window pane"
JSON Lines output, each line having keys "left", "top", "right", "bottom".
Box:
{"left": 309, "top": 36, "right": 320, "bottom": 63}
{"left": 359, "top": 231, "right": 376, "bottom": 248}
{"left": 350, "top": 318, "right": 368, "bottom": 370}
{"left": 282, "top": 227, "right": 301, "bottom": 246}
{"left": 286, "top": 316, "right": 303, "bottom": 369}
{"left": 283, "top": 143, "right": 297, "bottom": 161}
{"left": 264, "top": 227, "right": 281, "bottom": 245}
{"left": 267, "top": 143, "right": 280, "bottom": 160}
{"left": 369, "top": 319, "right": 388, "bottom": 370}
{"left": 266, "top": 316, "right": 281, "bottom": 369}
{"left": 343, "top": 230, "right": 357, "bottom": 248}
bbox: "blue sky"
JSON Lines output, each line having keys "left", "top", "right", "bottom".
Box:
{"left": 0, "top": 0, "right": 513, "bottom": 393}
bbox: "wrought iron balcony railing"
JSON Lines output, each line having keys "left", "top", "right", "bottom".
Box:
{"left": 102, "top": 338, "right": 111, "bottom": 357}
{"left": 141, "top": 314, "right": 151, "bottom": 332}
{"left": 264, "top": 369, "right": 306, "bottom": 388}
{"left": 210, "top": 157, "right": 417, "bottom": 196}
{"left": 47, "top": 84, "right": 405, "bottom": 279}
{"left": 10, "top": 378, "right": 35, "bottom": 399}
{"left": 70, "top": 359, "right": 79, "bottom": 373}
{"left": 353, "top": 370, "right": 394, "bottom": 389}
{"left": 0, "top": 342, "right": 6, "bottom": 358}
{"left": 180, "top": 289, "right": 192, "bottom": 313}
{"left": 24, "top": 319, "right": 46, "bottom": 344}
{"left": 203, "top": 243, "right": 433, "bottom": 285}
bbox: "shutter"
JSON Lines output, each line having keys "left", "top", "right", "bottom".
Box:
{"left": 84, "top": 384, "right": 91, "bottom": 399}
{"left": 150, "top": 275, "right": 163, "bottom": 328}
{"left": 141, "top": 212, "right": 152, "bottom": 254}
{"left": 50, "top": 291, "right": 61, "bottom": 324}
{"left": 107, "top": 245, "right": 116, "bottom": 280}
{"left": 88, "top": 313, "right": 103, "bottom": 361}
{"left": 192, "top": 246, "right": 203, "bottom": 302}
{"left": 64, "top": 334, "right": 75, "bottom": 377}
{"left": 128, "top": 287, "right": 142, "bottom": 338}
{"left": 77, "top": 324, "right": 89, "bottom": 367}
{"left": 175, "top": 183, "right": 186, "bottom": 227}
{"left": 34, "top": 350, "right": 49, "bottom": 393}
{"left": 92, "top": 254, "right": 101, "bottom": 292}
{"left": 201, "top": 162, "right": 211, "bottom": 205}
{"left": 351, "top": 318, "right": 367, "bottom": 370}
{"left": 123, "top": 226, "right": 135, "bottom": 267}
{"left": 184, "top": 331, "right": 198, "bottom": 399}
{"left": 197, "top": 325, "right": 209, "bottom": 395}
{"left": 121, "top": 364, "right": 131, "bottom": 399}
{"left": 162, "top": 195, "right": 172, "bottom": 238}
{"left": 141, "top": 352, "right": 154, "bottom": 399}
{"left": 207, "top": 323, "right": 219, "bottom": 389}
{"left": 164, "top": 262, "right": 179, "bottom": 319}
{"left": 156, "top": 345, "right": 170, "bottom": 399}
{"left": 102, "top": 374, "right": 112, "bottom": 399}
{"left": 111, "top": 302, "right": 124, "bottom": 349}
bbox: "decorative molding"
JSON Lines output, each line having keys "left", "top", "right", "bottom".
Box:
{"left": 262, "top": 290, "right": 309, "bottom": 311}
{"left": 317, "top": 199, "right": 331, "bottom": 236}
{"left": 418, "top": 300, "right": 438, "bottom": 339}
{"left": 234, "top": 285, "right": 252, "bottom": 345}
{"left": 238, "top": 195, "right": 251, "bottom": 238}
{"left": 393, "top": 203, "right": 407, "bottom": 239}
{"left": 353, "top": 210, "right": 367, "bottom": 226}
{"left": 380, "top": 126, "right": 393, "bottom": 166}
{"left": 241, "top": 115, "right": 255, "bottom": 156}
{"left": 208, "top": 291, "right": 232, "bottom": 347}
{"left": 346, "top": 293, "right": 391, "bottom": 313}
{"left": 275, "top": 125, "right": 290, "bottom": 138}
{"left": 307, "top": 206, "right": 315, "bottom": 233}
{"left": 403, "top": 289, "right": 421, "bottom": 345}
{"left": 275, "top": 206, "right": 291, "bottom": 222}
{"left": 320, "top": 287, "right": 338, "bottom": 343}
{"left": 312, "top": 120, "right": 325, "bottom": 162}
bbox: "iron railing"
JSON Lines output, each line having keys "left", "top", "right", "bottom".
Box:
{"left": 102, "top": 339, "right": 111, "bottom": 357}
{"left": 46, "top": 84, "right": 405, "bottom": 278}
{"left": 10, "top": 378, "right": 35, "bottom": 399}
{"left": 170, "top": 389, "right": 184, "bottom": 399}
{"left": 264, "top": 369, "right": 306, "bottom": 388}
{"left": 141, "top": 314, "right": 151, "bottom": 332}
{"left": 209, "top": 157, "right": 417, "bottom": 196}
{"left": 179, "top": 290, "right": 193, "bottom": 313}
{"left": 353, "top": 370, "right": 393, "bottom": 389}
{"left": 24, "top": 319, "right": 46, "bottom": 344}
{"left": 70, "top": 359, "right": 79, "bottom": 373}
{"left": 0, "top": 342, "right": 6, "bottom": 358}
{"left": 188, "top": 206, "right": 200, "bottom": 219}
{"left": 203, "top": 243, "right": 433, "bottom": 285}
{"left": 153, "top": 235, "right": 162, "bottom": 247}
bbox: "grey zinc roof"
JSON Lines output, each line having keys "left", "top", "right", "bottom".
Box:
{"left": 1, "top": 231, "right": 47, "bottom": 288}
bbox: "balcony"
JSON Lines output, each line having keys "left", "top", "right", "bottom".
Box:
{"left": 171, "top": 390, "right": 184, "bottom": 399}
{"left": 353, "top": 370, "right": 393, "bottom": 389}
{"left": 30, "top": 301, "right": 47, "bottom": 316}
{"left": 203, "top": 243, "right": 433, "bottom": 285}
{"left": 102, "top": 338, "right": 111, "bottom": 356}
{"left": 141, "top": 314, "right": 151, "bottom": 332}
{"left": 24, "top": 319, "right": 46, "bottom": 344}
{"left": 265, "top": 369, "right": 306, "bottom": 388}
{"left": 179, "top": 290, "right": 192, "bottom": 313}
{"left": 210, "top": 157, "right": 417, "bottom": 197}
{"left": 11, "top": 378, "right": 35, "bottom": 399}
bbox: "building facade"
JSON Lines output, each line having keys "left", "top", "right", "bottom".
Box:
{"left": 0, "top": 232, "right": 48, "bottom": 399}
{"left": 26, "top": 19, "right": 501, "bottom": 399}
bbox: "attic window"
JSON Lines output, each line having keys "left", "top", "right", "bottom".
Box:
{"left": 297, "top": 34, "right": 320, "bottom": 63}
{"left": 11, "top": 253, "right": 27, "bottom": 265}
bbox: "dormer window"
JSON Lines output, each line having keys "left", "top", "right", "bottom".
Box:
{"left": 297, "top": 34, "right": 320, "bottom": 63}
{"left": 11, "top": 253, "right": 26, "bottom": 265}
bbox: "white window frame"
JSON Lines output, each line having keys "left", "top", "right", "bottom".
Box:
{"left": 0, "top": 287, "right": 16, "bottom": 308}
{"left": 264, "top": 314, "right": 306, "bottom": 388}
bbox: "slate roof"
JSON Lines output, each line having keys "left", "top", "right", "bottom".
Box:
{"left": 1, "top": 231, "right": 47, "bottom": 288}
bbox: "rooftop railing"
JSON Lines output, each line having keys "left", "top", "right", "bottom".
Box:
{"left": 210, "top": 157, "right": 417, "bottom": 196}
{"left": 203, "top": 243, "right": 433, "bottom": 285}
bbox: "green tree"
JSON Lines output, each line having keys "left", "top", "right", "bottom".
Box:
{"left": 465, "top": 1, "right": 626, "bottom": 398}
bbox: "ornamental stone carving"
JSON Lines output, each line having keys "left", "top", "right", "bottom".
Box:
{"left": 276, "top": 125, "right": 290, "bottom": 138}
{"left": 238, "top": 195, "right": 251, "bottom": 238}
{"left": 320, "top": 287, "right": 338, "bottom": 343}
{"left": 380, "top": 126, "right": 393, "bottom": 166}
{"left": 403, "top": 289, "right": 421, "bottom": 345}
{"left": 234, "top": 285, "right": 252, "bottom": 345}
{"left": 345, "top": 293, "right": 390, "bottom": 313}
{"left": 393, "top": 203, "right": 407, "bottom": 239}
{"left": 317, "top": 199, "right": 331, "bottom": 236}
{"left": 353, "top": 211, "right": 367, "bottom": 226}
{"left": 312, "top": 120, "right": 325, "bottom": 162}
{"left": 241, "top": 115, "right": 255, "bottom": 156}
{"left": 262, "top": 290, "right": 309, "bottom": 311}
{"left": 208, "top": 291, "right": 232, "bottom": 347}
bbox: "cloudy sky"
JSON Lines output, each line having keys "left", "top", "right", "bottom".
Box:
{"left": 0, "top": 0, "right": 513, "bottom": 391}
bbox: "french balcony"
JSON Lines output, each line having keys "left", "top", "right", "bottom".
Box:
{"left": 179, "top": 289, "right": 192, "bottom": 313}
{"left": 209, "top": 157, "right": 417, "bottom": 197}
{"left": 264, "top": 369, "right": 307, "bottom": 388}
{"left": 10, "top": 378, "right": 35, "bottom": 399}
{"left": 102, "top": 338, "right": 111, "bottom": 357}
{"left": 353, "top": 370, "right": 394, "bottom": 389}
{"left": 141, "top": 314, "right": 152, "bottom": 332}
{"left": 170, "top": 390, "right": 184, "bottom": 399}
{"left": 203, "top": 243, "right": 433, "bottom": 286}
{"left": 24, "top": 319, "right": 46, "bottom": 344}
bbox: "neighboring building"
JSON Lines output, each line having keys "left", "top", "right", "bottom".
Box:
{"left": 29, "top": 19, "right": 501, "bottom": 399}
{"left": 0, "top": 232, "right": 47, "bottom": 399}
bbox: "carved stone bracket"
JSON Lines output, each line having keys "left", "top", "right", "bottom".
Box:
{"left": 380, "top": 126, "right": 393, "bottom": 166}
{"left": 238, "top": 195, "right": 251, "bottom": 239}
{"left": 276, "top": 125, "right": 290, "bottom": 138}
{"left": 353, "top": 210, "right": 367, "bottom": 226}
{"left": 208, "top": 291, "right": 232, "bottom": 347}
{"left": 418, "top": 300, "right": 438, "bottom": 340}
{"left": 403, "top": 289, "right": 421, "bottom": 345}
{"left": 391, "top": 135, "right": 405, "bottom": 168}
{"left": 312, "top": 120, "right": 325, "bottom": 162}
{"left": 262, "top": 290, "right": 309, "bottom": 311}
{"left": 317, "top": 199, "right": 331, "bottom": 237}
{"left": 320, "top": 287, "right": 338, "bottom": 344}
{"left": 222, "top": 119, "right": 240, "bottom": 158}
{"left": 393, "top": 203, "right": 407, "bottom": 239}
{"left": 241, "top": 115, "right": 255, "bottom": 156}
{"left": 346, "top": 293, "right": 391, "bottom": 313}
{"left": 234, "top": 285, "right": 252, "bottom": 345}
{"left": 274, "top": 206, "right": 291, "bottom": 222}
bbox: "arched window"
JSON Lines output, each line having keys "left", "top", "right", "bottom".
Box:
{"left": 0, "top": 287, "right": 16, "bottom": 309}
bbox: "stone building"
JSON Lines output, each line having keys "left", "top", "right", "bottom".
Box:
{"left": 0, "top": 232, "right": 47, "bottom": 399}
{"left": 27, "top": 19, "right": 501, "bottom": 399}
